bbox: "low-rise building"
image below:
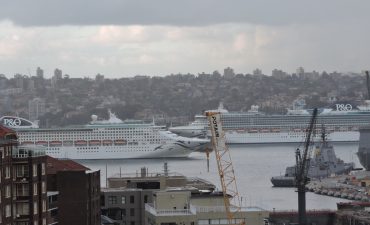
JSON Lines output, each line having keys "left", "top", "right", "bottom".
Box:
{"left": 145, "top": 189, "right": 269, "bottom": 225}
{"left": 102, "top": 165, "right": 216, "bottom": 225}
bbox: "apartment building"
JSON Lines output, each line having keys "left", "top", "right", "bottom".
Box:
{"left": 0, "top": 125, "right": 48, "bottom": 225}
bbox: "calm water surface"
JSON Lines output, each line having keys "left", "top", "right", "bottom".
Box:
{"left": 77, "top": 143, "right": 359, "bottom": 211}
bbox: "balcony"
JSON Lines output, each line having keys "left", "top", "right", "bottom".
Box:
{"left": 145, "top": 203, "right": 196, "bottom": 216}
{"left": 12, "top": 146, "right": 46, "bottom": 158}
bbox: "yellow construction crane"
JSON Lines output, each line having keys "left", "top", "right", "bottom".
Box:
{"left": 206, "top": 111, "right": 245, "bottom": 225}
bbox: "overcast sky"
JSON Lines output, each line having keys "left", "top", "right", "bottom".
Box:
{"left": 0, "top": 0, "right": 369, "bottom": 78}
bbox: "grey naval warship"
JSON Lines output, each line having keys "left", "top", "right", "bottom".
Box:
{"left": 357, "top": 126, "right": 370, "bottom": 170}
{"left": 271, "top": 133, "right": 354, "bottom": 187}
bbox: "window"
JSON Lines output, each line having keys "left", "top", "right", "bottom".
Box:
{"left": 16, "top": 203, "right": 29, "bottom": 215}
{"left": 33, "top": 164, "right": 37, "bottom": 177}
{"left": 108, "top": 196, "right": 117, "bottom": 205}
{"left": 5, "top": 185, "right": 10, "bottom": 198}
{"left": 43, "top": 218, "right": 47, "bottom": 225}
{"left": 121, "top": 196, "right": 126, "bottom": 204}
{"left": 144, "top": 195, "right": 148, "bottom": 203}
{"left": 5, "top": 166, "right": 10, "bottom": 179}
{"left": 41, "top": 163, "right": 45, "bottom": 175}
{"left": 16, "top": 184, "right": 29, "bottom": 197}
{"left": 130, "top": 195, "right": 134, "bottom": 204}
{"left": 33, "top": 183, "right": 38, "bottom": 195}
{"left": 34, "top": 202, "right": 38, "bottom": 215}
{"left": 42, "top": 182, "right": 46, "bottom": 193}
{"left": 5, "top": 205, "right": 11, "bottom": 217}
{"left": 130, "top": 208, "right": 134, "bottom": 217}
{"left": 16, "top": 165, "right": 29, "bottom": 177}
{"left": 42, "top": 200, "right": 46, "bottom": 212}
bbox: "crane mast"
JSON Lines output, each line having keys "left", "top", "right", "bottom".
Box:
{"left": 296, "top": 108, "right": 318, "bottom": 225}
{"left": 206, "top": 112, "right": 244, "bottom": 225}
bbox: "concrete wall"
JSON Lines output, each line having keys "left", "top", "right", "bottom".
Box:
{"left": 155, "top": 191, "right": 190, "bottom": 210}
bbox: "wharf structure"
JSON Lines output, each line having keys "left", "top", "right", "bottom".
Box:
{"left": 102, "top": 165, "right": 268, "bottom": 225}
{"left": 0, "top": 125, "right": 48, "bottom": 225}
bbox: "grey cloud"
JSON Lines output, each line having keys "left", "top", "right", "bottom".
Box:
{"left": 1, "top": 0, "right": 370, "bottom": 26}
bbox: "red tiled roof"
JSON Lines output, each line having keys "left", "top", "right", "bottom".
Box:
{"left": 0, "top": 124, "right": 17, "bottom": 138}
{"left": 46, "top": 156, "right": 90, "bottom": 174}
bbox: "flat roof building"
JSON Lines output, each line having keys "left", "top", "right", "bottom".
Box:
{"left": 145, "top": 189, "right": 269, "bottom": 225}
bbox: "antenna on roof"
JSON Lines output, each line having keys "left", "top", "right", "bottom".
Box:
{"left": 163, "top": 162, "right": 169, "bottom": 176}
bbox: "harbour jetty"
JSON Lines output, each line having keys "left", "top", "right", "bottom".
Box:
{"left": 306, "top": 171, "right": 370, "bottom": 202}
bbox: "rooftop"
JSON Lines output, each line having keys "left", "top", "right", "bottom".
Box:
{"left": 46, "top": 156, "right": 90, "bottom": 174}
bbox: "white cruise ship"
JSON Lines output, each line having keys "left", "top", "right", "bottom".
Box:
{"left": 0, "top": 111, "right": 210, "bottom": 159}
{"left": 169, "top": 101, "right": 370, "bottom": 144}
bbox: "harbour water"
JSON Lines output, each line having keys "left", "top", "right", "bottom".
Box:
{"left": 78, "top": 143, "right": 359, "bottom": 211}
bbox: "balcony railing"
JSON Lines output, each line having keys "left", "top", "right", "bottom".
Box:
{"left": 12, "top": 146, "right": 46, "bottom": 158}
{"left": 195, "top": 206, "right": 266, "bottom": 213}
{"left": 145, "top": 203, "right": 196, "bottom": 216}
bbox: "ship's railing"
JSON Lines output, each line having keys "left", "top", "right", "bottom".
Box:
{"left": 12, "top": 146, "right": 46, "bottom": 158}
{"left": 145, "top": 203, "right": 196, "bottom": 216}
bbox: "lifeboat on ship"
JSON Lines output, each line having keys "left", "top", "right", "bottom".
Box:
{"left": 114, "top": 139, "right": 127, "bottom": 146}
{"left": 272, "top": 128, "right": 281, "bottom": 133}
{"left": 35, "top": 141, "right": 48, "bottom": 146}
{"left": 63, "top": 140, "right": 73, "bottom": 146}
{"left": 49, "top": 141, "right": 62, "bottom": 147}
{"left": 261, "top": 129, "right": 270, "bottom": 133}
{"left": 339, "top": 127, "right": 347, "bottom": 131}
{"left": 293, "top": 128, "right": 301, "bottom": 132}
{"left": 21, "top": 141, "right": 34, "bottom": 146}
{"left": 102, "top": 140, "right": 113, "bottom": 146}
{"left": 89, "top": 140, "right": 101, "bottom": 146}
{"left": 236, "top": 129, "right": 247, "bottom": 133}
{"left": 248, "top": 129, "right": 258, "bottom": 133}
{"left": 327, "top": 127, "right": 335, "bottom": 132}
{"left": 75, "top": 140, "right": 87, "bottom": 146}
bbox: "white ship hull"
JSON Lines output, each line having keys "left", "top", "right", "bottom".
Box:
{"left": 42, "top": 143, "right": 197, "bottom": 160}
{"left": 1, "top": 114, "right": 210, "bottom": 160}
{"left": 223, "top": 131, "right": 359, "bottom": 144}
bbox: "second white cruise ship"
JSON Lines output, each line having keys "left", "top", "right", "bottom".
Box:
{"left": 0, "top": 111, "right": 210, "bottom": 159}
{"left": 169, "top": 101, "right": 370, "bottom": 144}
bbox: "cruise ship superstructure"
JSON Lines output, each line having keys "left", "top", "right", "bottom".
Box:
{"left": 170, "top": 101, "right": 370, "bottom": 144}
{"left": 0, "top": 111, "right": 210, "bottom": 159}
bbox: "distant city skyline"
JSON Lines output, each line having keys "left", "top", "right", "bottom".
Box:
{"left": 0, "top": 0, "right": 369, "bottom": 78}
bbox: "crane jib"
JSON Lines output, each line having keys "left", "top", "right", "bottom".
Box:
{"left": 211, "top": 116, "right": 220, "bottom": 138}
